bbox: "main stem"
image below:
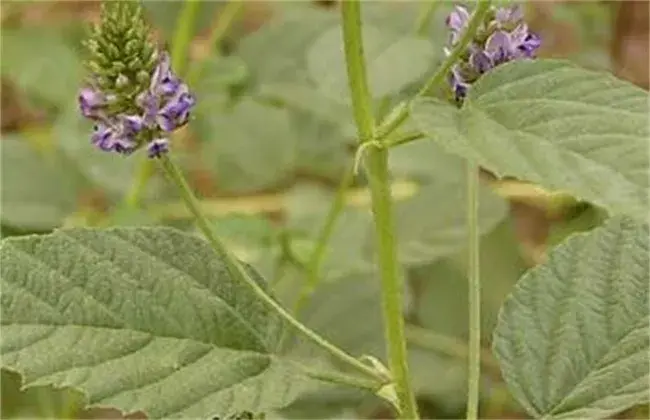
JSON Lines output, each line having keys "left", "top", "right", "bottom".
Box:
{"left": 466, "top": 161, "right": 481, "bottom": 420}
{"left": 340, "top": 2, "right": 419, "bottom": 418}
{"left": 158, "top": 155, "right": 384, "bottom": 385}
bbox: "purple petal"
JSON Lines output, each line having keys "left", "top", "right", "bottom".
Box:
{"left": 91, "top": 123, "right": 113, "bottom": 150}
{"left": 495, "top": 5, "right": 523, "bottom": 26}
{"left": 136, "top": 91, "right": 159, "bottom": 126}
{"left": 520, "top": 32, "right": 542, "bottom": 55}
{"left": 509, "top": 23, "right": 530, "bottom": 45}
{"left": 446, "top": 6, "right": 469, "bottom": 32}
{"left": 121, "top": 115, "right": 145, "bottom": 133}
{"left": 112, "top": 136, "right": 137, "bottom": 155}
{"left": 147, "top": 138, "right": 169, "bottom": 158}
{"left": 160, "top": 75, "right": 182, "bottom": 96}
{"left": 150, "top": 51, "right": 172, "bottom": 90}
{"left": 486, "top": 30, "right": 515, "bottom": 64}
{"left": 470, "top": 50, "right": 493, "bottom": 74}
{"left": 156, "top": 113, "right": 176, "bottom": 132}
{"left": 79, "top": 87, "right": 107, "bottom": 119}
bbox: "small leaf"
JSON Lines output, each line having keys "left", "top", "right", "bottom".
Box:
{"left": 0, "top": 227, "right": 317, "bottom": 418}
{"left": 307, "top": 25, "right": 435, "bottom": 101}
{"left": 412, "top": 60, "right": 650, "bottom": 222}
{"left": 238, "top": 8, "right": 337, "bottom": 85}
{"left": 493, "top": 216, "right": 649, "bottom": 419}
{"left": 195, "top": 100, "right": 297, "bottom": 193}
{"left": 0, "top": 136, "right": 78, "bottom": 230}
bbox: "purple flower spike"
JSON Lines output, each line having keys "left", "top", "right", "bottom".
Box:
{"left": 443, "top": 3, "right": 541, "bottom": 104}
{"left": 147, "top": 138, "right": 169, "bottom": 158}
{"left": 81, "top": 46, "right": 194, "bottom": 158}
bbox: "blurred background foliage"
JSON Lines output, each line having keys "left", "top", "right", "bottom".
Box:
{"left": 0, "top": 1, "right": 648, "bottom": 419}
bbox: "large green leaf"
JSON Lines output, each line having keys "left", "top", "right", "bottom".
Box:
{"left": 307, "top": 25, "right": 435, "bottom": 102}
{"left": 412, "top": 59, "right": 650, "bottom": 222}
{"left": 0, "top": 227, "right": 317, "bottom": 418}
{"left": 195, "top": 99, "right": 297, "bottom": 193}
{"left": 0, "top": 136, "right": 78, "bottom": 230}
{"left": 493, "top": 216, "right": 649, "bottom": 419}
{"left": 0, "top": 28, "right": 82, "bottom": 106}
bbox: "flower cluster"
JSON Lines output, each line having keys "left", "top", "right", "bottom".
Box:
{"left": 78, "top": 2, "right": 195, "bottom": 158}
{"left": 445, "top": 4, "right": 541, "bottom": 102}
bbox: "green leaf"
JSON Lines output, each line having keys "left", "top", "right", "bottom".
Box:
{"left": 493, "top": 216, "right": 650, "bottom": 419}
{"left": 0, "top": 227, "right": 317, "bottom": 418}
{"left": 195, "top": 99, "right": 297, "bottom": 193}
{"left": 238, "top": 8, "right": 337, "bottom": 85}
{"left": 0, "top": 28, "right": 82, "bottom": 106}
{"left": 0, "top": 136, "right": 78, "bottom": 230}
{"left": 307, "top": 25, "right": 435, "bottom": 102}
{"left": 412, "top": 60, "right": 650, "bottom": 222}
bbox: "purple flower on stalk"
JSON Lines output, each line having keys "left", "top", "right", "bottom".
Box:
{"left": 444, "top": 3, "right": 541, "bottom": 103}
{"left": 79, "top": 51, "right": 195, "bottom": 158}
{"left": 79, "top": 2, "right": 195, "bottom": 158}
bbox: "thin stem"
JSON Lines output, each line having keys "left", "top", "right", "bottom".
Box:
{"left": 158, "top": 154, "right": 385, "bottom": 385}
{"left": 466, "top": 161, "right": 481, "bottom": 420}
{"left": 289, "top": 165, "right": 355, "bottom": 320}
{"left": 341, "top": 0, "right": 375, "bottom": 141}
{"left": 124, "top": 157, "right": 154, "bottom": 208}
{"left": 301, "top": 366, "right": 380, "bottom": 391}
{"left": 415, "top": 1, "right": 439, "bottom": 36}
{"left": 186, "top": 0, "right": 244, "bottom": 86}
{"left": 405, "top": 325, "right": 500, "bottom": 374}
{"left": 386, "top": 131, "right": 424, "bottom": 148}
{"left": 375, "top": 1, "right": 492, "bottom": 143}
{"left": 171, "top": 0, "right": 202, "bottom": 75}
{"left": 341, "top": 2, "right": 419, "bottom": 418}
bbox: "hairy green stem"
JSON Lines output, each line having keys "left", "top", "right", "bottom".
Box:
{"left": 375, "top": 1, "right": 492, "bottom": 143}
{"left": 466, "top": 161, "right": 481, "bottom": 420}
{"left": 341, "top": 2, "right": 419, "bottom": 418}
{"left": 158, "top": 154, "right": 385, "bottom": 385}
